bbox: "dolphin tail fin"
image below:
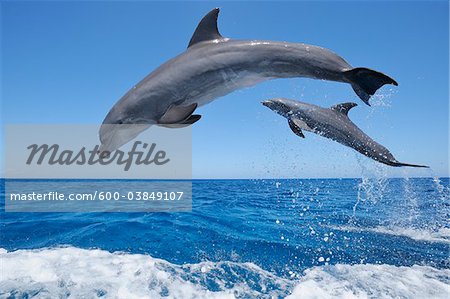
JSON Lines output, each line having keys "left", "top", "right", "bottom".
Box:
{"left": 344, "top": 68, "right": 398, "bottom": 106}
{"left": 390, "top": 161, "right": 429, "bottom": 168}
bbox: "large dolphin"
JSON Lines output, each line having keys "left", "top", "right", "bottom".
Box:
{"left": 262, "top": 98, "right": 427, "bottom": 168}
{"left": 99, "top": 8, "right": 398, "bottom": 153}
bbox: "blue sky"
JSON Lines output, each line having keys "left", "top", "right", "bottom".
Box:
{"left": 1, "top": 1, "right": 448, "bottom": 179}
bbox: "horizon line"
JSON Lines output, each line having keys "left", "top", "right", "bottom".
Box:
{"left": 1, "top": 176, "right": 448, "bottom": 181}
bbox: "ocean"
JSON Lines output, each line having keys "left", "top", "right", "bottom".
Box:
{"left": 1, "top": 177, "right": 449, "bottom": 298}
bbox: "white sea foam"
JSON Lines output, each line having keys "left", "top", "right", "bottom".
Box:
{"left": 0, "top": 246, "right": 288, "bottom": 299}
{"left": 0, "top": 247, "right": 449, "bottom": 299}
{"left": 287, "top": 264, "right": 450, "bottom": 299}
{"left": 329, "top": 225, "right": 450, "bottom": 244}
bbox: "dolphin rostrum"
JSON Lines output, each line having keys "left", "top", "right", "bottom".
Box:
{"left": 100, "top": 8, "right": 398, "bottom": 153}
{"left": 262, "top": 98, "right": 428, "bottom": 168}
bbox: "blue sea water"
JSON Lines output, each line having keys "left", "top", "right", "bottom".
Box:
{"left": 1, "top": 177, "right": 449, "bottom": 298}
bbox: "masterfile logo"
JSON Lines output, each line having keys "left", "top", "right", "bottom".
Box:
{"left": 26, "top": 141, "right": 170, "bottom": 171}
{"left": 5, "top": 124, "right": 191, "bottom": 179}
{"left": 4, "top": 124, "right": 193, "bottom": 212}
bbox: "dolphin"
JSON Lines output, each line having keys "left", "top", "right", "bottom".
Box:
{"left": 99, "top": 8, "right": 398, "bottom": 153}
{"left": 262, "top": 98, "right": 428, "bottom": 168}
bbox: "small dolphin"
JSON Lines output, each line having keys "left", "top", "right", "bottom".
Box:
{"left": 262, "top": 98, "right": 428, "bottom": 168}
{"left": 100, "top": 8, "right": 397, "bottom": 152}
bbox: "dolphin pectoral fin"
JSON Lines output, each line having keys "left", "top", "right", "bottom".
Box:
{"left": 330, "top": 102, "right": 358, "bottom": 116}
{"left": 288, "top": 119, "right": 305, "bottom": 138}
{"left": 158, "top": 115, "right": 202, "bottom": 129}
{"left": 181, "top": 114, "right": 202, "bottom": 125}
{"left": 159, "top": 124, "right": 190, "bottom": 129}
{"left": 344, "top": 68, "right": 398, "bottom": 106}
{"left": 159, "top": 103, "right": 198, "bottom": 124}
{"left": 188, "top": 8, "right": 225, "bottom": 48}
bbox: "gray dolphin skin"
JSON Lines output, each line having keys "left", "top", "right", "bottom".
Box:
{"left": 100, "top": 8, "right": 398, "bottom": 153}
{"left": 262, "top": 98, "right": 427, "bottom": 168}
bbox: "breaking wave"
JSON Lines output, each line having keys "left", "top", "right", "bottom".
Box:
{"left": 1, "top": 247, "right": 448, "bottom": 299}
{"left": 328, "top": 225, "right": 450, "bottom": 244}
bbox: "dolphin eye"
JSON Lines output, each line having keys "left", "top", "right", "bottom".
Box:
{"left": 117, "top": 120, "right": 124, "bottom": 124}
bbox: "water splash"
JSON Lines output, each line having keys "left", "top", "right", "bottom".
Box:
{"left": 400, "top": 176, "right": 420, "bottom": 225}
{"left": 350, "top": 157, "right": 449, "bottom": 242}
{"left": 432, "top": 176, "right": 450, "bottom": 200}
{"left": 431, "top": 176, "right": 450, "bottom": 231}
{"left": 368, "top": 88, "right": 396, "bottom": 108}
{"left": 350, "top": 157, "right": 389, "bottom": 223}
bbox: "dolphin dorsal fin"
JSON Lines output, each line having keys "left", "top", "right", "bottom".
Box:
{"left": 330, "top": 102, "right": 358, "bottom": 116}
{"left": 188, "top": 8, "right": 224, "bottom": 48}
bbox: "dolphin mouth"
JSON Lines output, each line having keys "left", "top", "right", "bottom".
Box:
{"left": 99, "top": 123, "right": 152, "bottom": 154}
{"left": 261, "top": 100, "right": 282, "bottom": 115}
{"left": 97, "top": 144, "right": 113, "bottom": 158}
{"left": 261, "top": 100, "right": 272, "bottom": 106}
{"left": 261, "top": 100, "right": 274, "bottom": 108}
